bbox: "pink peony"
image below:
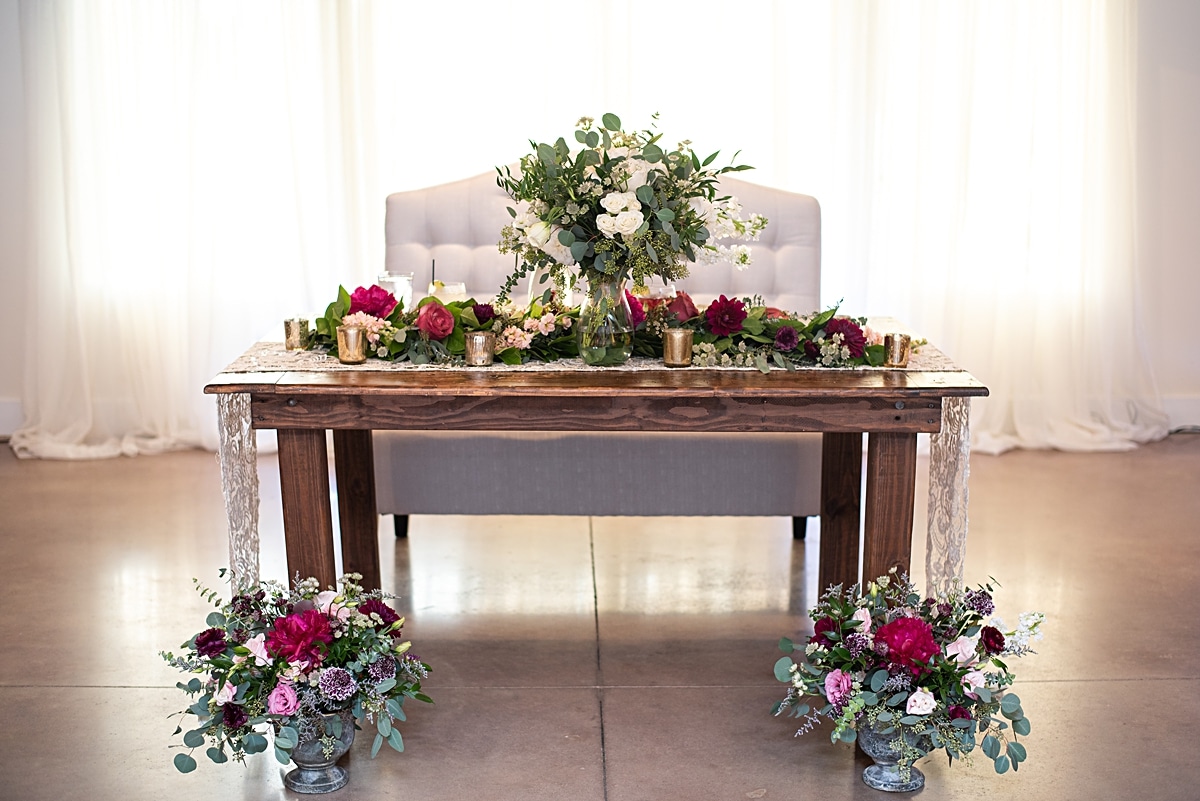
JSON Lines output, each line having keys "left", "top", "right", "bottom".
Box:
{"left": 266, "top": 609, "right": 333, "bottom": 667}
{"left": 824, "top": 317, "right": 867, "bottom": 358}
{"left": 875, "top": 617, "right": 939, "bottom": 676}
{"left": 349, "top": 285, "right": 398, "bottom": 318}
{"left": 416, "top": 301, "right": 455, "bottom": 340}
{"left": 267, "top": 682, "right": 300, "bottom": 716}
{"left": 824, "top": 668, "right": 854, "bottom": 707}
{"left": 705, "top": 295, "right": 747, "bottom": 336}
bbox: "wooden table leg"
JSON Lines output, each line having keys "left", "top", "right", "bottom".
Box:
{"left": 277, "top": 429, "right": 337, "bottom": 588}
{"left": 819, "top": 432, "right": 863, "bottom": 593}
{"left": 863, "top": 432, "right": 918, "bottom": 584}
{"left": 333, "top": 430, "right": 381, "bottom": 591}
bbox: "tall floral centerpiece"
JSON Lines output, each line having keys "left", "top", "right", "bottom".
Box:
{"left": 163, "top": 572, "right": 431, "bottom": 793}
{"left": 773, "top": 571, "right": 1044, "bottom": 792}
{"left": 497, "top": 113, "right": 767, "bottom": 366}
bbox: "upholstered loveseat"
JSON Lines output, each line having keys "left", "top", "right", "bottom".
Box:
{"left": 372, "top": 172, "right": 824, "bottom": 534}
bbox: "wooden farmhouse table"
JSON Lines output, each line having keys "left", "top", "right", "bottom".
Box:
{"left": 205, "top": 342, "right": 988, "bottom": 597}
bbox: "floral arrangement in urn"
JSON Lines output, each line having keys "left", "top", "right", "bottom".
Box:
{"left": 162, "top": 571, "right": 431, "bottom": 782}
{"left": 496, "top": 113, "right": 767, "bottom": 365}
{"left": 773, "top": 570, "right": 1044, "bottom": 791}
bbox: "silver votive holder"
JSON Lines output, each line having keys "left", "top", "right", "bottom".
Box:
{"left": 463, "top": 330, "right": 496, "bottom": 366}
{"left": 663, "top": 328, "right": 694, "bottom": 368}
{"left": 336, "top": 325, "right": 367, "bottom": 364}
{"left": 884, "top": 333, "right": 911, "bottom": 368}
{"left": 284, "top": 317, "right": 309, "bottom": 351}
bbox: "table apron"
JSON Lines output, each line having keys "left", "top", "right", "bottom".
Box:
{"left": 250, "top": 393, "right": 945, "bottom": 433}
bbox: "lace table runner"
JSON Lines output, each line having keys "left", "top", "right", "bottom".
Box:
{"left": 214, "top": 327, "right": 973, "bottom": 596}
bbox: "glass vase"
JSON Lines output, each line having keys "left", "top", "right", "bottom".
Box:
{"left": 576, "top": 273, "right": 633, "bottom": 366}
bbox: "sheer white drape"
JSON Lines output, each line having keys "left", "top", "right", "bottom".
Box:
{"left": 13, "top": 0, "right": 1165, "bottom": 458}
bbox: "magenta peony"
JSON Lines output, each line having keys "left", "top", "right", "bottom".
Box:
{"left": 705, "top": 295, "right": 747, "bottom": 336}
{"left": 266, "top": 609, "right": 333, "bottom": 667}
{"left": 875, "top": 617, "right": 939, "bottom": 675}
{"left": 824, "top": 317, "right": 866, "bottom": 358}
{"left": 416, "top": 301, "right": 455, "bottom": 340}
{"left": 349, "top": 285, "right": 398, "bottom": 319}
{"left": 625, "top": 291, "right": 646, "bottom": 328}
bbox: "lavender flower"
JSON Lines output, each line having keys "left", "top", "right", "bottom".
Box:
{"left": 318, "top": 667, "right": 359, "bottom": 702}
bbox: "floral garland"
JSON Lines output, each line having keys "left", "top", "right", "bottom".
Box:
{"left": 311, "top": 284, "right": 893, "bottom": 371}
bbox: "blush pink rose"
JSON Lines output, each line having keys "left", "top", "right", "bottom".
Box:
{"left": 267, "top": 682, "right": 300, "bottom": 716}
{"left": 824, "top": 668, "right": 854, "bottom": 707}
{"left": 962, "top": 669, "right": 987, "bottom": 699}
{"left": 945, "top": 635, "right": 979, "bottom": 665}
{"left": 416, "top": 302, "right": 455, "bottom": 340}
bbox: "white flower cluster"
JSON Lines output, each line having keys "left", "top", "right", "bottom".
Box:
{"left": 818, "top": 333, "right": 852, "bottom": 366}
{"left": 690, "top": 197, "right": 768, "bottom": 271}
{"left": 512, "top": 201, "right": 577, "bottom": 267}
{"left": 993, "top": 611, "right": 1046, "bottom": 656}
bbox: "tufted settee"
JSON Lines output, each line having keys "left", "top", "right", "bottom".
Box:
{"left": 372, "top": 172, "right": 824, "bottom": 534}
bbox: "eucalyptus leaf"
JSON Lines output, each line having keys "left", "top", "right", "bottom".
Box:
{"left": 994, "top": 755, "right": 1011, "bottom": 774}
{"left": 387, "top": 727, "right": 404, "bottom": 753}
{"left": 557, "top": 229, "right": 575, "bottom": 246}
{"left": 870, "top": 670, "right": 888, "bottom": 693}
{"left": 205, "top": 611, "right": 226, "bottom": 627}
{"left": 1007, "top": 741, "right": 1027, "bottom": 762}
{"left": 375, "top": 677, "right": 397, "bottom": 694}
{"left": 586, "top": 131, "right": 599, "bottom": 148}
{"left": 274, "top": 745, "right": 291, "bottom": 765}
{"left": 601, "top": 113, "right": 621, "bottom": 131}
{"left": 1013, "top": 718, "right": 1031, "bottom": 736}
{"left": 275, "top": 726, "right": 299, "bottom": 750}
{"left": 207, "top": 746, "right": 228, "bottom": 764}
{"left": 898, "top": 715, "right": 922, "bottom": 725}
{"left": 642, "top": 143, "right": 663, "bottom": 162}
{"left": 371, "top": 732, "right": 384, "bottom": 759}
{"left": 173, "top": 753, "right": 197, "bottom": 774}
{"left": 378, "top": 715, "right": 392, "bottom": 737}
{"left": 886, "top": 692, "right": 908, "bottom": 707}
{"left": 183, "top": 729, "right": 206, "bottom": 748}
{"left": 773, "top": 656, "right": 794, "bottom": 683}
{"left": 1000, "top": 693, "right": 1022, "bottom": 714}
{"left": 981, "top": 734, "right": 1001, "bottom": 760}
{"left": 778, "top": 637, "right": 795, "bottom": 654}
{"left": 243, "top": 733, "right": 268, "bottom": 754}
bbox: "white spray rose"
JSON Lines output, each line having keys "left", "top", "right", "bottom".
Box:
{"left": 526, "top": 221, "right": 553, "bottom": 248}
{"left": 613, "top": 210, "right": 645, "bottom": 236}
{"left": 596, "top": 214, "right": 620, "bottom": 239}
{"left": 600, "top": 191, "right": 638, "bottom": 214}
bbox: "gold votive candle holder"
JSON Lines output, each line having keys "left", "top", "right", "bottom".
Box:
{"left": 283, "top": 317, "right": 309, "bottom": 351}
{"left": 884, "top": 333, "right": 911, "bottom": 368}
{"left": 463, "top": 330, "right": 496, "bottom": 366}
{"left": 663, "top": 328, "right": 694, "bottom": 368}
{"left": 336, "top": 325, "right": 367, "bottom": 365}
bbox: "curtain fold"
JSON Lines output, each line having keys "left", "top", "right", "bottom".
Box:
{"left": 12, "top": 0, "right": 1165, "bottom": 458}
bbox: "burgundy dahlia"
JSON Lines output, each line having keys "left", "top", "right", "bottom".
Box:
{"left": 358, "top": 598, "right": 401, "bottom": 634}
{"left": 194, "top": 627, "right": 228, "bottom": 659}
{"left": 705, "top": 295, "right": 747, "bottom": 336}
{"left": 625, "top": 291, "right": 646, "bottom": 328}
{"left": 824, "top": 317, "right": 866, "bottom": 358}
{"left": 473, "top": 303, "right": 496, "bottom": 325}
{"left": 773, "top": 325, "right": 799, "bottom": 352}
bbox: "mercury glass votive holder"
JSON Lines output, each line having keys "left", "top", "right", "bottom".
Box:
{"left": 283, "top": 318, "right": 309, "bottom": 351}
{"left": 336, "top": 325, "right": 368, "bottom": 365}
{"left": 463, "top": 330, "right": 496, "bottom": 366}
{"left": 663, "top": 328, "right": 694, "bottom": 368}
{"left": 884, "top": 333, "right": 912, "bottom": 368}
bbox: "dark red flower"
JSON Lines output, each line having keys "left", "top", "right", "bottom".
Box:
{"left": 266, "top": 609, "right": 333, "bottom": 666}
{"left": 809, "top": 617, "right": 839, "bottom": 647}
{"left": 824, "top": 317, "right": 867, "bottom": 358}
{"left": 194, "top": 627, "right": 228, "bottom": 659}
{"left": 947, "top": 704, "right": 972, "bottom": 721}
{"left": 222, "top": 703, "right": 248, "bottom": 731}
{"left": 473, "top": 303, "right": 496, "bottom": 325}
{"left": 774, "top": 326, "right": 799, "bottom": 352}
{"left": 358, "top": 598, "right": 401, "bottom": 635}
{"left": 625, "top": 291, "right": 646, "bottom": 328}
{"left": 666, "top": 291, "right": 699, "bottom": 323}
{"left": 705, "top": 295, "right": 747, "bottom": 336}
{"left": 980, "top": 626, "right": 1006, "bottom": 655}
{"left": 803, "top": 339, "right": 819, "bottom": 359}
{"left": 349, "top": 285, "right": 398, "bottom": 319}
{"left": 875, "top": 617, "right": 939, "bottom": 676}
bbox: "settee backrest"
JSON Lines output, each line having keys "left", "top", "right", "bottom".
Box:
{"left": 384, "top": 172, "right": 821, "bottom": 312}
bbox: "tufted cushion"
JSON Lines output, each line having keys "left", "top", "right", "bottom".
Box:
{"left": 384, "top": 172, "right": 820, "bottom": 311}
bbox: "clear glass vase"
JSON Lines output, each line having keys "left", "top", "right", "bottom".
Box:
{"left": 576, "top": 273, "right": 633, "bottom": 366}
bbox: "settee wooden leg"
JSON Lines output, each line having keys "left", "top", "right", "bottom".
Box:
{"left": 792, "top": 516, "right": 809, "bottom": 540}
{"left": 394, "top": 514, "right": 409, "bottom": 539}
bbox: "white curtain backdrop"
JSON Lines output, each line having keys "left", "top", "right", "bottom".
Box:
{"left": 12, "top": 0, "right": 1167, "bottom": 458}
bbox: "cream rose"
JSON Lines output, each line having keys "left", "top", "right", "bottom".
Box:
{"left": 596, "top": 214, "right": 620, "bottom": 239}
{"left": 613, "top": 210, "right": 644, "bottom": 237}
{"left": 600, "top": 191, "right": 638, "bottom": 214}
{"left": 526, "top": 221, "right": 552, "bottom": 248}
{"left": 905, "top": 687, "right": 936, "bottom": 715}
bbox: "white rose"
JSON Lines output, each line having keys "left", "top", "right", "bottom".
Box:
{"left": 526, "top": 221, "right": 552, "bottom": 248}
{"left": 600, "top": 191, "right": 638, "bottom": 214}
{"left": 624, "top": 158, "right": 655, "bottom": 191}
{"left": 596, "top": 214, "right": 620, "bottom": 239}
{"left": 613, "top": 210, "right": 644, "bottom": 237}
{"left": 539, "top": 228, "right": 577, "bottom": 266}
{"left": 905, "top": 687, "right": 936, "bottom": 715}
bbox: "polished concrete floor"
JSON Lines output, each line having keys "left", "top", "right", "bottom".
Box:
{"left": 0, "top": 434, "right": 1198, "bottom": 800}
